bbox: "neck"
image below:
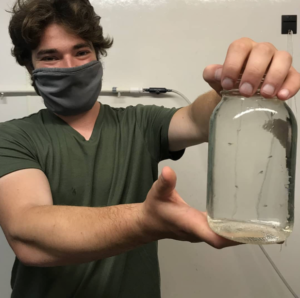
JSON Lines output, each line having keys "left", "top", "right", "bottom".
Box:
{"left": 55, "top": 102, "right": 101, "bottom": 140}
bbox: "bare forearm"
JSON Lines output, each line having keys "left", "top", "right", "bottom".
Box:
{"left": 10, "top": 204, "right": 152, "bottom": 267}
{"left": 190, "top": 89, "right": 221, "bottom": 142}
{"left": 168, "top": 89, "right": 221, "bottom": 151}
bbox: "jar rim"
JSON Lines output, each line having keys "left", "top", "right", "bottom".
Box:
{"left": 220, "top": 89, "right": 278, "bottom": 100}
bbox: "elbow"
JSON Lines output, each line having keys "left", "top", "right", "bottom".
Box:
{"left": 12, "top": 241, "right": 40, "bottom": 267}
{"left": 10, "top": 240, "right": 55, "bottom": 267}
{"left": 6, "top": 228, "right": 40, "bottom": 266}
{"left": 5, "top": 223, "right": 54, "bottom": 267}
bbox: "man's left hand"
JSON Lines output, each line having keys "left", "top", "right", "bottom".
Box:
{"left": 203, "top": 38, "right": 300, "bottom": 100}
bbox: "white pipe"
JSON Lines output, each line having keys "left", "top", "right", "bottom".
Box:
{"left": 0, "top": 88, "right": 192, "bottom": 107}
{"left": 0, "top": 89, "right": 143, "bottom": 98}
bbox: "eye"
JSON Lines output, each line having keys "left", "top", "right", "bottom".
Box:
{"left": 77, "top": 51, "right": 90, "bottom": 57}
{"left": 41, "top": 56, "right": 57, "bottom": 61}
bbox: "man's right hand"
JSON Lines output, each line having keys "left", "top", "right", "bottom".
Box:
{"left": 0, "top": 167, "right": 237, "bottom": 268}
{"left": 141, "top": 167, "right": 239, "bottom": 249}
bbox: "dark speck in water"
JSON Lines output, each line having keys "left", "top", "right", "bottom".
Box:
{"left": 268, "top": 156, "right": 273, "bottom": 158}
{"left": 235, "top": 185, "right": 238, "bottom": 189}
{"left": 228, "top": 143, "right": 233, "bottom": 145}
{"left": 259, "top": 171, "right": 264, "bottom": 174}
{"left": 72, "top": 188, "right": 77, "bottom": 195}
{"left": 264, "top": 205, "right": 268, "bottom": 207}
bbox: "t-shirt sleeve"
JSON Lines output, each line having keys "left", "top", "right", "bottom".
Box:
{"left": 135, "top": 105, "right": 185, "bottom": 162}
{"left": 0, "top": 123, "right": 42, "bottom": 178}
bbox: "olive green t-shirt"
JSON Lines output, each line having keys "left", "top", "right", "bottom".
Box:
{"left": 0, "top": 103, "right": 184, "bottom": 298}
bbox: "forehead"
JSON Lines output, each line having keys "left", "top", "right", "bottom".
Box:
{"left": 36, "top": 23, "right": 87, "bottom": 51}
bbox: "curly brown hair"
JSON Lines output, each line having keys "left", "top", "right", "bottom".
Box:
{"left": 8, "top": 0, "right": 113, "bottom": 70}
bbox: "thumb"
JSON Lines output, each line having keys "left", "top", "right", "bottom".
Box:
{"left": 154, "top": 167, "right": 177, "bottom": 198}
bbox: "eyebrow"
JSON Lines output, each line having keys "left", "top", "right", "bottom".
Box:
{"left": 36, "top": 49, "right": 58, "bottom": 58}
{"left": 73, "top": 43, "right": 92, "bottom": 50}
{"left": 36, "top": 43, "right": 92, "bottom": 58}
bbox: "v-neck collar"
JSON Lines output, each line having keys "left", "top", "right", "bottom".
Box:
{"left": 47, "top": 103, "right": 105, "bottom": 143}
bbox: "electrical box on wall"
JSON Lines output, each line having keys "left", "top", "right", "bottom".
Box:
{"left": 282, "top": 15, "right": 297, "bottom": 34}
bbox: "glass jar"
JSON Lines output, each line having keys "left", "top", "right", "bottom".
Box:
{"left": 206, "top": 84, "right": 297, "bottom": 244}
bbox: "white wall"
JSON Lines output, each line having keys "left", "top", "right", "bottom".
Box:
{"left": 0, "top": 0, "right": 299, "bottom": 297}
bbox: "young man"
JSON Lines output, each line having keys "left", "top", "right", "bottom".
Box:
{"left": 0, "top": 0, "right": 299, "bottom": 297}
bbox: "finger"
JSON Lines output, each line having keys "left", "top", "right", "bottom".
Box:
{"left": 203, "top": 64, "right": 223, "bottom": 93}
{"left": 277, "top": 67, "right": 300, "bottom": 100}
{"left": 221, "top": 38, "right": 255, "bottom": 90}
{"left": 203, "top": 64, "right": 223, "bottom": 82}
{"left": 239, "top": 43, "right": 277, "bottom": 97}
{"left": 154, "top": 167, "right": 177, "bottom": 198}
{"left": 259, "top": 51, "right": 292, "bottom": 98}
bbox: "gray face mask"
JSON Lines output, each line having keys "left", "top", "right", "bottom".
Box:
{"left": 32, "top": 61, "right": 103, "bottom": 116}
